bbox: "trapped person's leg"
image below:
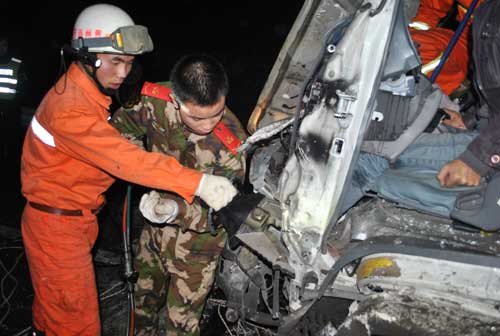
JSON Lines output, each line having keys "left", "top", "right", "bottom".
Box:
{"left": 341, "top": 152, "right": 390, "bottom": 214}
{"left": 371, "top": 131, "right": 481, "bottom": 217}
{"left": 340, "top": 131, "right": 478, "bottom": 214}
{"left": 394, "top": 131, "right": 478, "bottom": 170}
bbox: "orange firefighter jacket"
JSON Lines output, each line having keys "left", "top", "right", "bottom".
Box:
{"left": 21, "top": 63, "right": 202, "bottom": 211}
{"left": 410, "top": 0, "right": 483, "bottom": 94}
{"left": 412, "top": 0, "right": 480, "bottom": 33}
{"left": 412, "top": 0, "right": 456, "bottom": 28}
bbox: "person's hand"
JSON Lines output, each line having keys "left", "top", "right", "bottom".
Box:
{"left": 441, "top": 109, "right": 466, "bottom": 129}
{"left": 195, "top": 174, "right": 238, "bottom": 211}
{"left": 437, "top": 159, "right": 481, "bottom": 187}
{"left": 139, "top": 190, "right": 178, "bottom": 223}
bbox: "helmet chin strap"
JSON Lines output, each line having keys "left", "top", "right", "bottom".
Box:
{"left": 80, "top": 58, "right": 117, "bottom": 97}
{"left": 62, "top": 45, "right": 116, "bottom": 97}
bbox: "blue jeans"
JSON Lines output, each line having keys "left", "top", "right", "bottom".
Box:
{"left": 341, "top": 130, "right": 479, "bottom": 216}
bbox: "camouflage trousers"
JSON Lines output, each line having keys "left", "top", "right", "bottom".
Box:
{"left": 134, "top": 222, "right": 226, "bottom": 336}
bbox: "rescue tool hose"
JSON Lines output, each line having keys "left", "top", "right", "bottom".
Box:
{"left": 429, "top": 0, "right": 481, "bottom": 83}
{"left": 122, "top": 185, "right": 136, "bottom": 336}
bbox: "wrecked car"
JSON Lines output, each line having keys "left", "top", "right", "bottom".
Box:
{"left": 209, "top": 0, "right": 500, "bottom": 335}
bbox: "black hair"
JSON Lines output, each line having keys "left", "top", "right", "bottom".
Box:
{"left": 170, "top": 54, "right": 228, "bottom": 106}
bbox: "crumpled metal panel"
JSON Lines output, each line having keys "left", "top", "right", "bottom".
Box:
{"left": 247, "top": 0, "right": 352, "bottom": 133}
{"left": 336, "top": 293, "right": 500, "bottom": 336}
{"left": 278, "top": 0, "right": 402, "bottom": 285}
{"left": 341, "top": 198, "right": 500, "bottom": 255}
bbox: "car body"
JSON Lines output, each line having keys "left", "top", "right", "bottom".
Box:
{"left": 213, "top": 0, "right": 500, "bottom": 335}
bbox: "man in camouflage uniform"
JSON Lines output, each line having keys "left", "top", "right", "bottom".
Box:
{"left": 111, "top": 54, "right": 247, "bottom": 335}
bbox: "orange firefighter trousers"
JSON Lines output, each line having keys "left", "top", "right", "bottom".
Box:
{"left": 21, "top": 204, "right": 101, "bottom": 335}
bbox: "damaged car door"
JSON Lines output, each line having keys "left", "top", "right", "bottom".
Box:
{"left": 212, "top": 0, "right": 500, "bottom": 335}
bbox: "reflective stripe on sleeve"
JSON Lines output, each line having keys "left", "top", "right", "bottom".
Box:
{"left": 0, "top": 69, "right": 14, "bottom": 76}
{"left": 0, "top": 87, "right": 16, "bottom": 94}
{"left": 421, "top": 53, "right": 443, "bottom": 75}
{"left": 0, "top": 78, "right": 18, "bottom": 84}
{"left": 31, "top": 117, "right": 56, "bottom": 148}
{"left": 409, "top": 21, "right": 431, "bottom": 30}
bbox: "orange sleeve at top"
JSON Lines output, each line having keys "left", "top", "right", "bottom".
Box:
{"left": 412, "top": 0, "right": 454, "bottom": 28}
{"left": 47, "top": 106, "right": 202, "bottom": 203}
{"left": 413, "top": 0, "right": 484, "bottom": 28}
{"left": 411, "top": 27, "right": 469, "bottom": 95}
{"left": 22, "top": 62, "right": 202, "bottom": 209}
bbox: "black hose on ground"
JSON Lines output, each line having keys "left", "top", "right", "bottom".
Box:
{"left": 122, "top": 185, "right": 137, "bottom": 336}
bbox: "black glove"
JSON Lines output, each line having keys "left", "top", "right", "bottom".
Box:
{"left": 214, "top": 193, "right": 264, "bottom": 242}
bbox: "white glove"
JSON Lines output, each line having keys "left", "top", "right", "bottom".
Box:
{"left": 139, "top": 190, "right": 179, "bottom": 224}
{"left": 195, "top": 174, "right": 237, "bottom": 211}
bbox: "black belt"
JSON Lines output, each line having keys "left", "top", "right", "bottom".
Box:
{"left": 28, "top": 201, "right": 105, "bottom": 216}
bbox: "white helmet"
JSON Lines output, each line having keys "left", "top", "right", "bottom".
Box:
{"left": 71, "top": 4, "right": 153, "bottom": 55}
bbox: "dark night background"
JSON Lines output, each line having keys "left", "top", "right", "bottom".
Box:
{"left": 2, "top": 1, "right": 304, "bottom": 122}
{"left": 0, "top": 1, "right": 304, "bottom": 335}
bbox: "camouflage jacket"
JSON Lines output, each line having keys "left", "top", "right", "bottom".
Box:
{"left": 112, "top": 82, "right": 247, "bottom": 233}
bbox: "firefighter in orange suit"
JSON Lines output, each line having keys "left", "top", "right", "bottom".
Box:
{"left": 20, "top": 4, "right": 237, "bottom": 335}
{"left": 409, "top": 0, "right": 483, "bottom": 95}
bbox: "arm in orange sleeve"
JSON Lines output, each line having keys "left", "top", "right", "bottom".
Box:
{"left": 49, "top": 106, "right": 202, "bottom": 202}
{"left": 412, "top": 0, "right": 455, "bottom": 28}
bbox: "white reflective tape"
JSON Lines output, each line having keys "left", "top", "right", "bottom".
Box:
{"left": 421, "top": 61, "right": 439, "bottom": 74}
{"left": 458, "top": 4, "right": 468, "bottom": 13}
{"left": 0, "top": 78, "right": 18, "bottom": 84}
{"left": 421, "top": 53, "right": 443, "bottom": 75}
{"left": 0, "top": 87, "right": 16, "bottom": 94}
{"left": 409, "top": 21, "right": 431, "bottom": 31}
{"left": 11, "top": 57, "right": 22, "bottom": 63}
{"left": 31, "top": 117, "right": 56, "bottom": 148}
{"left": 0, "top": 69, "right": 14, "bottom": 76}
